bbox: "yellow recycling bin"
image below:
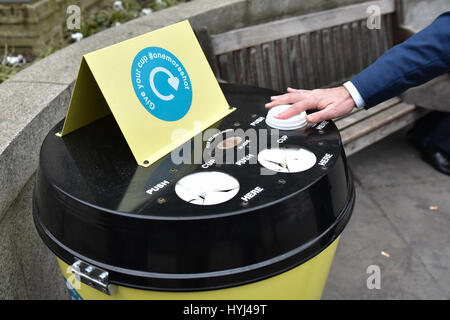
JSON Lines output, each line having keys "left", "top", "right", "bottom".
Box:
{"left": 33, "top": 84, "right": 355, "bottom": 300}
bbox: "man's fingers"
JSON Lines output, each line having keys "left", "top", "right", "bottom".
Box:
{"left": 306, "top": 107, "right": 337, "bottom": 123}
{"left": 265, "top": 91, "right": 307, "bottom": 109}
{"left": 265, "top": 93, "right": 299, "bottom": 108}
{"left": 287, "top": 87, "right": 310, "bottom": 95}
{"left": 273, "top": 100, "right": 315, "bottom": 119}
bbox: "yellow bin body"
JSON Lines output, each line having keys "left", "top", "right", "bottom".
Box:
{"left": 57, "top": 238, "right": 339, "bottom": 300}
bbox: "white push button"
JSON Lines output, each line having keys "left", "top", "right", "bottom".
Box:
{"left": 266, "top": 104, "right": 307, "bottom": 130}
{"left": 175, "top": 171, "right": 240, "bottom": 205}
{"left": 258, "top": 147, "right": 316, "bottom": 173}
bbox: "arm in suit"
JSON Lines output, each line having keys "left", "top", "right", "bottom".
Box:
{"left": 350, "top": 11, "right": 450, "bottom": 109}
{"left": 265, "top": 11, "right": 450, "bottom": 123}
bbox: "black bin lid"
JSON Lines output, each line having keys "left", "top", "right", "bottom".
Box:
{"left": 33, "top": 84, "right": 355, "bottom": 291}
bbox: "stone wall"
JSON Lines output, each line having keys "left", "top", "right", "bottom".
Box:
{"left": 0, "top": 0, "right": 111, "bottom": 55}
{"left": 0, "top": 173, "right": 69, "bottom": 299}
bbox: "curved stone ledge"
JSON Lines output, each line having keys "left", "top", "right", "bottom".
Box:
{"left": 0, "top": 81, "right": 72, "bottom": 218}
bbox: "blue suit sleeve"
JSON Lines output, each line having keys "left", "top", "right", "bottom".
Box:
{"left": 350, "top": 11, "right": 450, "bottom": 109}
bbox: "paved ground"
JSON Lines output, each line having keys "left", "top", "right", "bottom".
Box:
{"left": 323, "top": 128, "right": 450, "bottom": 300}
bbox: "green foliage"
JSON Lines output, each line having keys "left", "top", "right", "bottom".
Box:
{"left": 37, "top": 37, "right": 67, "bottom": 60}
{"left": 80, "top": 0, "right": 183, "bottom": 38}
{"left": 0, "top": 46, "right": 22, "bottom": 83}
{"left": 0, "top": 62, "right": 18, "bottom": 84}
{"left": 0, "top": 0, "right": 183, "bottom": 83}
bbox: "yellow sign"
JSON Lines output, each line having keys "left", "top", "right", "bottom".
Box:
{"left": 60, "top": 20, "right": 234, "bottom": 167}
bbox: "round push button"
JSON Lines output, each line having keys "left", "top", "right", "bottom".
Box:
{"left": 266, "top": 104, "right": 307, "bottom": 130}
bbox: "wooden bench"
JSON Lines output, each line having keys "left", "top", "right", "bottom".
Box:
{"left": 196, "top": 0, "right": 429, "bottom": 156}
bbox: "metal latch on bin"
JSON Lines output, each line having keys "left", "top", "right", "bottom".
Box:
{"left": 71, "top": 260, "right": 117, "bottom": 295}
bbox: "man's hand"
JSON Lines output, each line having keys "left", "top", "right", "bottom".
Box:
{"left": 265, "top": 86, "right": 356, "bottom": 123}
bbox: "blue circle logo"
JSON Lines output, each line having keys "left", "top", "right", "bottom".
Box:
{"left": 131, "top": 47, "right": 192, "bottom": 121}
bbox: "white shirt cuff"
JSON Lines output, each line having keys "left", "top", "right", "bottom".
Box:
{"left": 343, "top": 81, "right": 366, "bottom": 108}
